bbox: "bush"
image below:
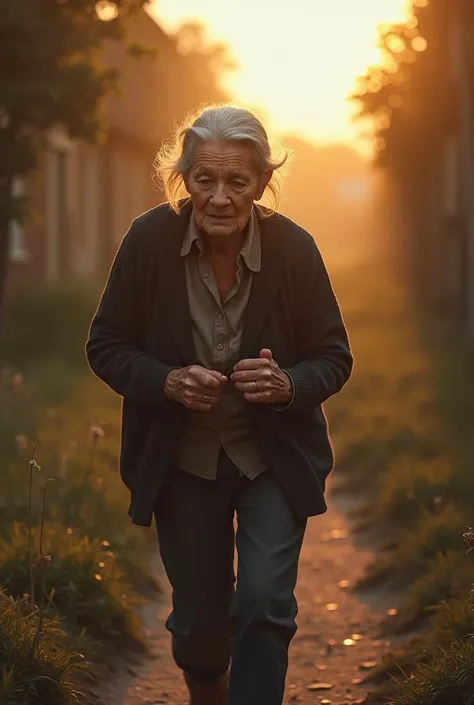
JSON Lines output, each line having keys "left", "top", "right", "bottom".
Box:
{"left": 0, "top": 591, "right": 87, "bottom": 705}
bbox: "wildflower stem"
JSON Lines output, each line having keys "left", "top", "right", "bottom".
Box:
{"left": 36, "top": 478, "right": 55, "bottom": 642}
{"left": 28, "top": 445, "right": 36, "bottom": 607}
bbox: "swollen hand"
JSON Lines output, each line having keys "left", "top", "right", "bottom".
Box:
{"left": 165, "top": 366, "right": 227, "bottom": 411}
{"left": 231, "top": 349, "right": 293, "bottom": 405}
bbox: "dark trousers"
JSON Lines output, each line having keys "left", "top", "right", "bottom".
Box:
{"left": 154, "top": 450, "right": 307, "bottom": 705}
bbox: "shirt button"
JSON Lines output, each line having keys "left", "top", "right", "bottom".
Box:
{"left": 217, "top": 313, "right": 224, "bottom": 320}
{"left": 216, "top": 343, "right": 224, "bottom": 351}
{"left": 202, "top": 272, "right": 209, "bottom": 278}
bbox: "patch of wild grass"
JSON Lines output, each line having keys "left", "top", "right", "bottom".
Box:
{"left": 377, "top": 456, "right": 451, "bottom": 526}
{"left": 0, "top": 368, "right": 156, "bottom": 594}
{"left": 0, "top": 283, "right": 158, "bottom": 696}
{"left": 327, "top": 265, "right": 474, "bottom": 704}
{"left": 0, "top": 591, "right": 87, "bottom": 705}
{"left": 429, "top": 595, "right": 474, "bottom": 643}
{"left": 0, "top": 523, "right": 145, "bottom": 647}
{"left": 359, "top": 504, "right": 469, "bottom": 589}
{"left": 386, "top": 551, "right": 474, "bottom": 633}
{"left": 387, "top": 637, "right": 474, "bottom": 705}
{"left": 1, "top": 281, "right": 99, "bottom": 373}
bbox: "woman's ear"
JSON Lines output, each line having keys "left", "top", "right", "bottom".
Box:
{"left": 256, "top": 170, "right": 273, "bottom": 200}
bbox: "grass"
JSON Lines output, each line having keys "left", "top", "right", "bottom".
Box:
{"left": 0, "top": 282, "right": 157, "bottom": 703}
{"left": 0, "top": 591, "right": 88, "bottom": 705}
{"left": 3, "top": 262, "right": 474, "bottom": 703}
{"left": 0, "top": 523, "right": 144, "bottom": 646}
{"left": 327, "top": 258, "right": 474, "bottom": 704}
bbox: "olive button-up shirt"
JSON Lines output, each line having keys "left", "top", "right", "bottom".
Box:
{"left": 173, "top": 210, "right": 268, "bottom": 480}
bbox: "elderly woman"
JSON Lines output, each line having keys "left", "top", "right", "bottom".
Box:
{"left": 86, "top": 105, "right": 352, "bottom": 705}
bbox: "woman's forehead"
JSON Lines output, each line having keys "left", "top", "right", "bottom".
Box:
{"left": 193, "top": 140, "right": 256, "bottom": 172}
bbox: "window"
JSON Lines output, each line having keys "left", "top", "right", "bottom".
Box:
{"left": 8, "top": 178, "right": 28, "bottom": 263}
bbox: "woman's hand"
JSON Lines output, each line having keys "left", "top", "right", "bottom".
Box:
{"left": 165, "top": 366, "right": 227, "bottom": 411}
{"left": 231, "top": 349, "right": 293, "bottom": 405}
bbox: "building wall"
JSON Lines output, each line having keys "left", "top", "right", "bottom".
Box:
{"left": 7, "top": 129, "right": 163, "bottom": 290}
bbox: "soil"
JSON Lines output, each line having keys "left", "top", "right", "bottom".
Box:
{"left": 94, "top": 482, "right": 400, "bottom": 705}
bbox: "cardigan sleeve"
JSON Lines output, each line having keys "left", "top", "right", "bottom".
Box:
{"left": 278, "top": 232, "right": 353, "bottom": 414}
{"left": 85, "top": 221, "right": 177, "bottom": 406}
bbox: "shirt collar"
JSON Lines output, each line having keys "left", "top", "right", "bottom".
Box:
{"left": 181, "top": 209, "right": 261, "bottom": 273}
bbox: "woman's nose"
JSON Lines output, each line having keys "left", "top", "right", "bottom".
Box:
{"left": 210, "top": 182, "right": 230, "bottom": 205}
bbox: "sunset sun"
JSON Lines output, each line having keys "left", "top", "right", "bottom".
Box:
{"left": 151, "top": 0, "right": 411, "bottom": 148}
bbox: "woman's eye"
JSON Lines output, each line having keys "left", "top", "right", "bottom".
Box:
{"left": 233, "top": 181, "right": 245, "bottom": 188}
{"left": 198, "top": 178, "right": 212, "bottom": 186}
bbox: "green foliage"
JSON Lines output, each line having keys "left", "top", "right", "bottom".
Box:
{"left": 430, "top": 596, "right": 474, "bottom": 644}
{"left": 388, "top": 638, "right": 474, "bottom": 705}
{"left": 350, "top": 0, "right": 460, "bottom": 173}
{"left": 389, "top": 552, "right": 474, "bottom": 633}
{"left": 0, "top": 0, "right": 148, "bottom": 219}
{"left": 330, "top": 263, "right": 474, "bottom": 704}
{"left": 0, "top": 591, "right": 87, "bottom": 705}
{"left": 363, "top": 505, "right": 469, "bottom": 588}
{"left": 0, "top": 283, "right": 158, "bottom": 698}
{"left": 0, "top": 523, "right": 144, "bottom": 645}
{"left": 377, "top": 457, "right": 450, "bottom": 526}
{"left": 0, "top": 281, "right": 100, "bottom": 372}
{"left": 0, "top": 0, "right": 150, "bottom": 329}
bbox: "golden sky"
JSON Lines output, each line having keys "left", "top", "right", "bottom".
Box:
{"left": 150, "top": 0, "right": 410, "bottom": 150}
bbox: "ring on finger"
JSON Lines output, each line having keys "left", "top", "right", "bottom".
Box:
{"left": 204, "top": 395, "right": 210, "bottom": 404}
{"left": 253, "top": 381, "right": 258, "bottom": 392}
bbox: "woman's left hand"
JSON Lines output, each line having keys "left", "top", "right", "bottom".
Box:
{"left": 231, "top": 349, "right": 293, "bottom": 405}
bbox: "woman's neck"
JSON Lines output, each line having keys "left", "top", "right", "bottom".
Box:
{"left": 202, "top": 230, "right": 245, "bottom": 261}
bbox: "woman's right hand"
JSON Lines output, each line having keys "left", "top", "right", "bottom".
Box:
{"left": 164, "top": 366, "right": 227, "bottom": 411}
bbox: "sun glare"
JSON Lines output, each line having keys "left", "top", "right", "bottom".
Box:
{"left": 151, "top": 0, "right": 411, "bottom": 150}
{"left": 95, "top": 1, "right": 119, "bottom": 22}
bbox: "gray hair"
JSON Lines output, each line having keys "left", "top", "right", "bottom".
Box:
{"left": 155, "top": 104, "right": 288, "bottom": 214}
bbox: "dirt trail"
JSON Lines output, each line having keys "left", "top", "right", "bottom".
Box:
{"left": 96, "top": 484, "right": 398, "bottom": 705}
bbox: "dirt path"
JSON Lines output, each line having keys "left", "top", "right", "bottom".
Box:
{"left": 96, "top": 484, "right": 398, "bottom": 705}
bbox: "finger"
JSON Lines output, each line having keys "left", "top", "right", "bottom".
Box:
{"left": 232, "top": 368, "right": 272, "bottom": 383}
{"left": 191, "top": 384, "right": 221, "bottom": 398}
{"left": 234, "top": 380, "right": 271, "bottom": 394}
{"left": 183, "top": 396, "right": 215, "bottom": 411}
{"left": 243, "top": 391, "right": 273, "bottom": 404}
{"left": 233, "top": 357, "right": 271, "bottom": 372}
{"left": 259, "top": 348, "right": 273, "bottom": 361}
{"left": 198, "top": 392, "right": 221, "bottom": 405}
{"left": 185, "top": 401, "right": 213, "bottom": 412}
{"left": 191, "top": 368, "right": 222, "bottom": 388}
{"left": 207, "top": 370, "right": 228, "bottom": 383}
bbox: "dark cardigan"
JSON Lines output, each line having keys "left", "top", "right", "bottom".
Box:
{"left": 86, "top": 201, "right": 353, "bottom": 526}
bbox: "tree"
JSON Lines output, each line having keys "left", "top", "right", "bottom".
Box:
{"left": 0, "top": 0, "right": 149, "bottom": 331}
{"left": 351, "top": 0, "right": 474, "bottom": 324}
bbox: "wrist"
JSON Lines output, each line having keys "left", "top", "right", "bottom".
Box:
{"left": 281, "top": 372, "right": 293, "bottom": 402}
{"left": 164, "top": 368, "right": 181, "bottom": 401}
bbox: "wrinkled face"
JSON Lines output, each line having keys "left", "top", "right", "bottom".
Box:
{"left": 185, "top": 140, "right": 271, "bottom": 238}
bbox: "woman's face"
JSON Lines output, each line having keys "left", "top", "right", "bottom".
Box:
{"left": 185, "top": 140, "right": 271, "bottom": 238}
